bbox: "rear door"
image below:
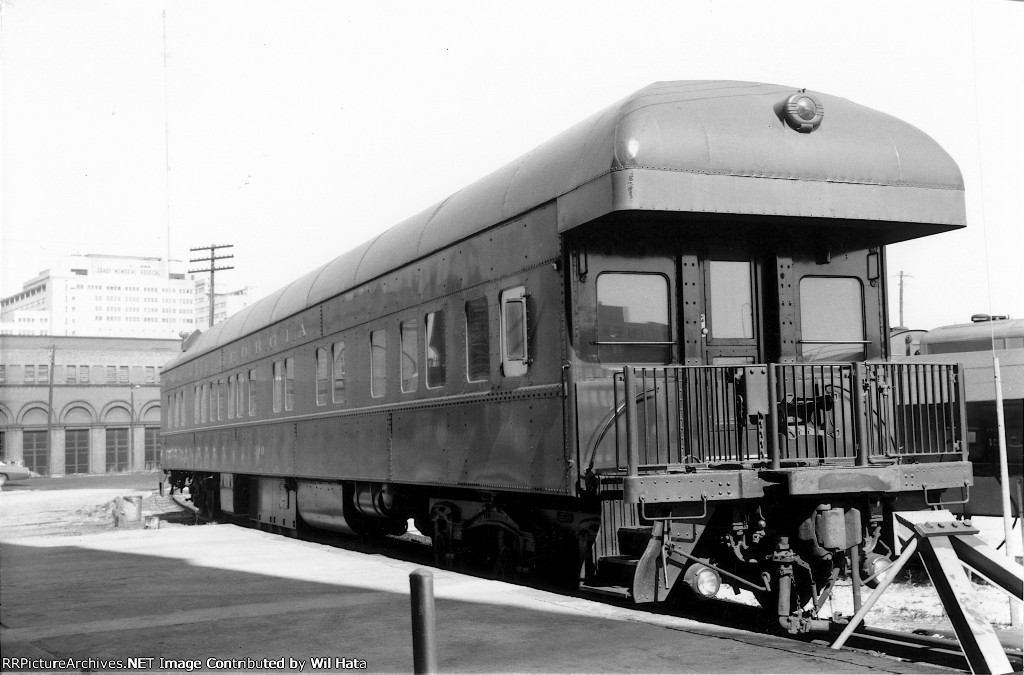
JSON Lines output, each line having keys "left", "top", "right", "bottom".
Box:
{"left": 571, "top": 246, "right": 678, "bottom": 474}
{"left": 699, "top": 253, "right": 764, "bottom": 366}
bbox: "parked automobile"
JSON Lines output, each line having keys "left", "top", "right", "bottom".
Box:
{"left": 0, "top": 461, "right": 32, "bottom": 487}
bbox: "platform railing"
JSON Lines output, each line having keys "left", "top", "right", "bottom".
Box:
{"left": 621, "top": 362, "right": 965, "bottom": 479}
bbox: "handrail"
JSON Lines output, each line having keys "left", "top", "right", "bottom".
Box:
{"left": 624, "top": 367, "right": 639, "bottom": 478}
{"left": 614, "top": 362, "right": 963, "bottom": 478}
{"left": 767, "top": 364, "right": 780, "bottom": 470}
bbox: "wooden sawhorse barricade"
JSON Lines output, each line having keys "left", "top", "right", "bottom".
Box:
{"left": 832, "top": 510, "right": 1023, "bottom": 674}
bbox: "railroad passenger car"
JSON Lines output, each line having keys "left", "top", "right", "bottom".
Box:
{"left": 161, "top": 81, "right": 973, "bottom": 632}
{"left": 908, "top": 316, "right": 1023, "bottom": 517}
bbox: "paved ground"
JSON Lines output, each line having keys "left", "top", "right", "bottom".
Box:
{"left": 2, "top": 527, "right": 940, "bottom": 674}
{"left": 0, "top": 471, "right": 164, "bottom": 493}
{"left": 0, "top": 482, "right": 952, "bottom": 674}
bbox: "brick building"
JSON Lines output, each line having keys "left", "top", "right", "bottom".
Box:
{"left": 0, "top": 335, "right": 181, "bottom": 475}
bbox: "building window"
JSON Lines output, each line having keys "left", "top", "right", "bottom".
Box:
{"left": 144, "top": 427, "right": 161, "bottom": 469}
{"left": 371, "top": 330, "right": 387, "bottom": 398}
{"left": 273, "top": 361, "right": 283, "bottom": 412}
{"left": 249, "top": 368, "right": 258, "bottom": 416}
{"left": 23, "top": 430, "right": 49, "bottom": 476}
{"left": 66, "top": 365, "right": 77, "bottom": 383}
{"left": 465, "top": 297, "right": 489, "bottom": 382}
{"left": 145, "top": 366, "right": 156, "bottom": 383}
{"left": 107, "top": 366, "right": 117, "bottom": 384}
{"left": 25, "top": 365, "right": 35, "bottom": 384}
{"left": 119, "top": 366, "right": 129, "bottom": 384}
{"left": 284, "top": 357, "right": 295, "bottom": 411}
{"left": 227, "top": 377, "right": 235, "bottom": 419}
{"left": 0, "top": 364, "right": 5, "bottom": 384}
{"left": 38, "top": 364, "right": 49, "bottom": 383}
{"left": 105, "top": 428, "right": 129, "bottom": 472}
{"left": 401, "top": 319, "right": 418, "bottom": 393}
{"left": 80, "top": 365, "right": 91, "bottom": 383}
{"left": 201, "top": 384, "right": 209, "bottom": 423}
{"left": 194, "top": 386, "right": 201, "bottom": 423}
{"left": 316, "top": 348, "right": 329, "bottom": 406}
{"left": 426, "top": 310, "right": 446, "bottom": 389}
{"left": 65, "top": 429, "right": 90, "bottom": 474}
{"left": 333, "top": 342, "right": 346, "bottom": 404}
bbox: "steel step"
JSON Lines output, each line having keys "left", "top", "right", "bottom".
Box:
{"left": 579, "top": 584, "right": 632, "bottom": 600}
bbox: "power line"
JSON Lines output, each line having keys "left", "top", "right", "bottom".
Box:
{"left": 188, "top": 244, "right": 234, "bottom": 329}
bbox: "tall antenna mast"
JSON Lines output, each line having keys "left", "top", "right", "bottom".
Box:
{"left": 189, "top": 244, "right": 234, "bottom": 328}
{"left": 162, "top": 10, "right": 172, "bottom": 265}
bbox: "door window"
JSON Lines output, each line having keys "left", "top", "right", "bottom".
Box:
{"left": 708, "top": 260, "right": 754, "bottom": 339}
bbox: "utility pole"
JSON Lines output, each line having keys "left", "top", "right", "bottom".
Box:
{"left": 46, "top": 346, "right": 55, "bottom": 476}
{"left": 189, "top": 244, "right": 234, "bottom": 328}
{"left": 897, "top": 270, "right": 912, "bottom": 327}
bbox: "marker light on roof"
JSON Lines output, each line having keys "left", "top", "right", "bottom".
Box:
{"left": 782, "top": 91, "right": 823, "bottom": 133}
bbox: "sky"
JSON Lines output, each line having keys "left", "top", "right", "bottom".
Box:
{"left": 1, "top": 0, "right": 1022, "bottom": 331}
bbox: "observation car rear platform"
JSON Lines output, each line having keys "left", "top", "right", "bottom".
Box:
{"left": 161, "top": 81, "right": 974, "bottom": 633}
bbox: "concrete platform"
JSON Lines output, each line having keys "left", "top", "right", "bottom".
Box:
{"left": 0, "top": 517, "right": 946, "bottom": 674}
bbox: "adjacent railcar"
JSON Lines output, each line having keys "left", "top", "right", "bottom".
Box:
{"left": 910, "top": 317, "right": 1023, "bottom": 517}
{"left": 161, "top": 81, "right": 972, "bottom": 632}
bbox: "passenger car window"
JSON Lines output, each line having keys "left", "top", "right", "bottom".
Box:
{"left": 248, "top": 368, "right": 258, "bottom": 415}
{"left": 596, "top": 273, "right": 671, "bottom": 364}
{"left": 401, "top": 320, "right": 419, "bottom": 392}
{"left": 465, "top": 297, "right": 489, "bottom": 382}
{"left": 500, "top": 286, "right": 529, "bottom": 377}
{"left": 425, "top": 310, "right": 446, "bottom": 388}
{"left": 316, "top": 348, "right": 329, "bottom": 406}
{"left": 333, "top": 341, "right": 346, "bottom": 404}
{"left": 218, "top": 379, "right": 226, "bottom": 420}
{"left": 284, "top": 357, "right": 295, "bottom": 410}
{"left": 273, "top": 361, "right": 283, "bottom": 412}
{"left": 799, "top": 277, "right": 866, "bottom": 361}
{"left": 237, "top": 373, "right": 246, "bottom": 416}
{"left": 371, "top": 330, "right": 387, "bottom": 398}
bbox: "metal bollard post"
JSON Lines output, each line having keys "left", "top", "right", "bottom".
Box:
{"left": 409, "top": 569, "right": 437, "bottom": 674}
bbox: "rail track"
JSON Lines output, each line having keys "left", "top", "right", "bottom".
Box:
{"left": 170, "top": 492, "right": 1020, "bottom": 673}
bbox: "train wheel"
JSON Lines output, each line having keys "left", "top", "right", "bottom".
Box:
{"left": 429, "top": 502, "right": 458, "bottom": 568}
{"left": 432, "top": 529, "right": 452, "bottom": 569}
{"left": 492, "top": 531, "right": 519, "bottom": 581}
{"left": 479, "top": 528, "right": 520, "bottom": 581}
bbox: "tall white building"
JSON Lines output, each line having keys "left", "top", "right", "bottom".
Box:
{"left": 191, "top": 275, "right": 256, "bottom": 330}
{"left": 1, "top": 254, "right": 196, "bottom": 339}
